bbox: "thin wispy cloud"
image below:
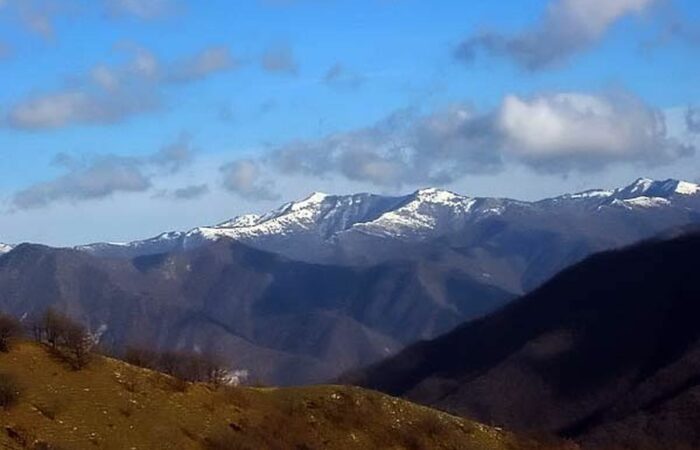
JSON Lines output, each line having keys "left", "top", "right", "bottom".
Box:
{"left": 170, "top": 184, "right": 209, "bottom": 200}
{"left": 11, "top": 135, "right": 196, "bottom": 210}
{"left": 5, "top": 45, "right": 237, "bottom": 130}
{"left": 261, "top": 45, "right": 299, "bottom": 75}
{"left": 0, "top": 0, "right": 181, "bottom": 36}
{"left": 165, "top": 46, "right": 237, "bottom": 83}
{"left": 0, "top": 0, "right": 75, "bottom": 40}
{"left": 104, "top": 0, "right": 181, "bottom": 20}
{"left": 323, "top": 63, "right": 365, "bottom": 90}
{"left": 12, "top": 155, "right": 152, "bottom": 210}
{"left": 456, "top": 0, "right": 658, "bottom": 70}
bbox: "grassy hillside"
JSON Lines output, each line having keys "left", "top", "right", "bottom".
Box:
{"left": 0, "top": 342, "right": 573, "bottom": 450}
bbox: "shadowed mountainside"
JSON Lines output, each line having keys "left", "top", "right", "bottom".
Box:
{"left": 351, "top": 232, "right": 700, "bottom": 449}
{"left": 0, "top": 240, "right": 511, "bottom": 386}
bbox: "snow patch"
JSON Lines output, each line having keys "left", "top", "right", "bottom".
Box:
{"left": 623, "top": 196, "right": 671, "bottom": 208}
{"left": 675, "top": 181, "right": 700, "bottom": 195}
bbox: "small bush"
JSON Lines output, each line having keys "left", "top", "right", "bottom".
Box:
{"left": 0, "top": 313, "right": 23, "bottom": 352}
{"left": 0, "top": 373, "right": 21, "bottom": 409}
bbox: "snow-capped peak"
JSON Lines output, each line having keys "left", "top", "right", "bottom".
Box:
{"left": 625, "top": 177, "right": 655, "bottom": 195}
{"left": 350, "top": 188, "right": 477, "bottom": 240}
{"left": 413, "top": 187, "right": 465, "bottom": 204}
{"left": 0, "top": 243, "right": 13, "bottom": 255}
{"left": 616, "top": 178, "right": 699, "bottom": 199}
{"left": 284, "top": 192, "right": 329, "bottom": 213}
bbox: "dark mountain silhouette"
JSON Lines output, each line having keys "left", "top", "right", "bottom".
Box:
{"left": 351, "top": 232, "right": 700, "bottom": 449}
{"left": 0, "top": 239, "right": 511, "bottom": 386}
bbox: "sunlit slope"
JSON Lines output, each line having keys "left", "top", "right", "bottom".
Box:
{"left": 0, "top": 342, "right": 572, "bottom": 450}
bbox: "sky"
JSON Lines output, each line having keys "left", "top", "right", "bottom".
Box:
{"left": 1, "top": 0, "right": 699, "bottom": 246}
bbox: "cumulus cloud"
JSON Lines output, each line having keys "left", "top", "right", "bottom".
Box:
{"left": 261, "top": 45, "right": 298, "bottom": 75}
{"left": 225, "top": 90, "right": 692, "bottom": 193}
{"left": 11, "top": 135, "right": 196, "bottom": 210}
{"left": 220, "top": 160, "right": 279, "bottom": 200}
{"left": 5, "top": 45, "right": 236, "bottom": 130}
{"left": 456, "top": 0, "right": 657, "bottom": 70}
{"left": 498, "top": 92, "right": 692, "bottom": 171}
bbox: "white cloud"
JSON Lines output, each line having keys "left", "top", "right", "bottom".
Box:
{"left": 498, "top": 92, "right": 690, "bottom": 169}
{"left": 219, "top": 89, "right": 694, "bottom": 196}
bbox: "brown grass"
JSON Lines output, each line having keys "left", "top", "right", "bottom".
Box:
{"left": 0, "top": 341, "right": 573, "bottom": 450}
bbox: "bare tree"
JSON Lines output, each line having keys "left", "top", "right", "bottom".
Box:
{"left": 123, "top": 346, "right": 230, "bottom": 385}
{"left": 31, "top": 308, "right": 94, "bottom": 370}
{"left": 62, "top": 321, "right": 93, "bottom": 370}
{"left": 0, "top": 314, "right": 22, "bottom": 353}
{"left": 124, "top": 346, "right": 160, "bottom": 370}
{"left": 40, "top": 308, "right": 70, "bottom": 348}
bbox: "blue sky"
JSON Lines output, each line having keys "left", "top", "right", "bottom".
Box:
{"left": 1, "top": 0, "right": 699, "bottom": 245}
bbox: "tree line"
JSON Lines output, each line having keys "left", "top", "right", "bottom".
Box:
{"left": 0, "top": 309, "right": 232, "bottom": 385}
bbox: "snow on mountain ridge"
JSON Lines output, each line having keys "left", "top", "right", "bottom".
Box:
{"left": 614, "top": 178, "right": 700, "bottom": 199}
{"left": 77, "top": 178, "right": 700, "bottom": 259}
{"left": 0, "top": 243, "right": 13, "bottom": 255}
{"left": 350, "top": 188, "right": 478, "bottom": 239}
{"left": 676, "top": 180, "right": 700, "bottom": 195}
{"left": 622, "top": 196, "right": 672, "bottom": 209}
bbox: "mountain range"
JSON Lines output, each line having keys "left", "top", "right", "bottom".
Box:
{"left": 78, "top": 177, "right": 700, "bottom": 294}
{"left": 0, "top": 177, "right": 699, "bottom": 387}
{"left": 351, "top": 231, "right": 700, "bottom": 450}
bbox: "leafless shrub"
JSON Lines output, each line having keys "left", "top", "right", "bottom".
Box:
{"left": 38, "top": 308, "right": 69, "bottom": 348}
{"left": 0, "top": 313, "right": 22, "bottom": 352}
{"left": 124, "top": 346, "right": 160, "bottom": 370}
